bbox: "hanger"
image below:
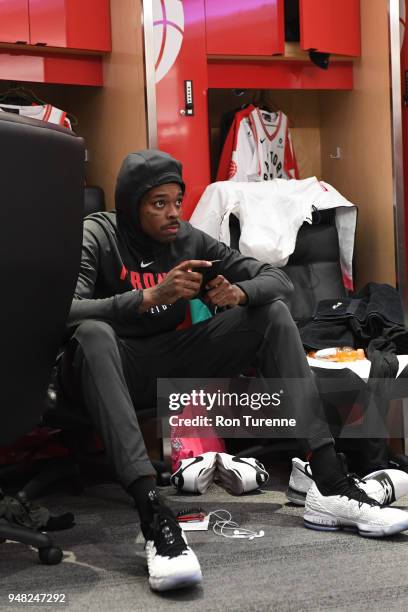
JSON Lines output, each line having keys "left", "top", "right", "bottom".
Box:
{"left": 253, "top": 91, "right": 279, "bottom": 115}
{"left": 0, "top": 84, "right": 78, "bottom": 128}
{"left": 229, "top": 89, "right": 253, "bottom": 111}
{"left": 0, "top": 85, "right": 47, "bottom": 106}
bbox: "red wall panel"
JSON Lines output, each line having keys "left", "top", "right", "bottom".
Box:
{"left": 205, "top": 0, "right": 284, "bottom": 56}
{"left": 300, "top": 0, "right": 361, "bottom": 56}
{"left": 155, "top": 0, "right": 210, "bottom": 220}
{"left": 44, "top": 54, "right": 103, "bottom": 85}
{"left": 0, "top": 0, "right": 30, "bottom": 44}
{"left": 208, "top": 60, "right": 354, "bottom": 90}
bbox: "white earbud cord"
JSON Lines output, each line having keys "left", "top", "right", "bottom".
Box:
{"left": 208, "top": 509, "right": 264, "bottom": 540}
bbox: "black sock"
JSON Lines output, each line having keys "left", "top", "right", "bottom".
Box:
{"left": 128, "top": 476, "right": 159, "bottom": 532}
{"left": 310, "top": 444, "right": 349, "bottom": 495}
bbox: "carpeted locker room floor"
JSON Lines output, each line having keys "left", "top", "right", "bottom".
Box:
{"left": 2, "top": 462, "right": 408, "bottom": 612}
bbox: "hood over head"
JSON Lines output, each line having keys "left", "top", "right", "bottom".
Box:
{"left": 114, "top": 149, "right": 185, "bottom": 260}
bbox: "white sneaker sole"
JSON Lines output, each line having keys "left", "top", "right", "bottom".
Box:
{"left": 149, "top": 568, "right": 203, "bottom": 592}
{"left": 286, "top": 486, "right": 307, "bottom": 506}
{"left": 303, "top": 511, "right": 408, "bottom": 538}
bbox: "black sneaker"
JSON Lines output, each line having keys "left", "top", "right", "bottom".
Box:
{"left": 143, "top": 492, "right": 202, "bottom": 592}
{"left": 389, "top": 452, "right": 408, "bottom": 471}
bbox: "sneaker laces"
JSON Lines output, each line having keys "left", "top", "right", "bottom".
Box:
{"left": 152, "top": 510, "right": 188, "bottom": 558}
{"left": 333, "top": 452, "right": 379, "bottom": 508}
{"left": 338, "top": 473, "right": 380, "bottom": 509}
{"left": 149, "top": 492, "right": 188, "bottom": 558}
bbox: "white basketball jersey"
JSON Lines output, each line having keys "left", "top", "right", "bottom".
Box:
{"left": 248, "top": 108, "right": 298, "bottom": 180}
{"left": 0, "top": 103, "right": 72, "bottom": 130}
{"left": 229, "top": 117, "right": 258, "bottom": 181}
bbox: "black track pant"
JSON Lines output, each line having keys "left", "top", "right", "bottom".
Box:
{"left": 60, "top": 301, "right": 333, "bottom": 489}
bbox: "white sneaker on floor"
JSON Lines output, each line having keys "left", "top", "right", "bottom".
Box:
{"left": 145, "top": 494, "right": 202, "bottom": 592}
{"left": 287, "top": 458, "right": 408, "bottom": 508}
{"left": 304, "top": 481, "right": 408, "bottom": 537}
{"left": 286, "top": 458, "right": 313, "bottom": 505}
{"left": 216, "top": 452, "right": 269, "bottom": 495}
{"left": 362, "top": 469, "right": 408, "bottom": 506}
{"left": 170, "top": 452, "right": 217, "bottom": 494}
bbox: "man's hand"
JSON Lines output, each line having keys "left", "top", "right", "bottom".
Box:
{"left": 139, "top": 260, "right": 212, "bottom": 312}
{"left": 205, "top": 275, "right": 247, "bottom": 307}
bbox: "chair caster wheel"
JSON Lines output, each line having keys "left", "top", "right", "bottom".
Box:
{"left": 38, "top": 546, "right": 63, "bottom": 565}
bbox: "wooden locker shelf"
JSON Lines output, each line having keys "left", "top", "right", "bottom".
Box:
{"left": 207, "top": 42, "right": 356, "bottom": 63}
{"left": 0, "top": 41, "right": 109, "bottom": 56}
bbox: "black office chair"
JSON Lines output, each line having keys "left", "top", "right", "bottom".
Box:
{"left": 6, "top": 182, "right": 171, "bottom": 502}
{"left": 0, "top": 113, "right": 84, "bottom": 564}
{"left": 0, "top": 185, "right": 106, "bottom": 496}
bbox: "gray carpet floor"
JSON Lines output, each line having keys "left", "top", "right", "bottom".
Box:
{"left": 2, "top": 464, "right": 408, "bottom": 612}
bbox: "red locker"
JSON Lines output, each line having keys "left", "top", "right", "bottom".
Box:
{"left": 65, "top": 0, "right": 111, "bottom": 52}
{"left": 401, "top": 0, "right": 408, "bottom": 254}
{"left": 29, "top": 0, "right": 111, "bottom": 51}
{"left": 300, "top": 0, "right": 361, "bottom": 56}
{"left": 205, "top": 0, "right": 284, "bottom": 56}
{"left": 0, "top": 51, "right": 103, "bottom": 85}
{"left": 29, "top": 0, "right": 66, "bottom": 47}
{"left": 0, "top": 0, "right": 30, "bottom": 44}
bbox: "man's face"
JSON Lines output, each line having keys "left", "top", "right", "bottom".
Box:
{"left": 139, "top": 183, "right": 183, "bottom": 243}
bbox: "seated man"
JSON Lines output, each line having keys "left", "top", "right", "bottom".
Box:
{"left": 60, "top": 149, "right": 408, "bottom": 593}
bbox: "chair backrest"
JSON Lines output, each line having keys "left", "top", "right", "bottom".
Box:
{"left": 84, "top": 185, "right": 105, "bottom": 216}
{"left": 229, "top": 213, "right": 347, "bottom": 321}
{"left": 0, "top": 113, "right": 84, "bottom": 447}
{"left": 283, "top": 222, "right": 346, "bottom": 321}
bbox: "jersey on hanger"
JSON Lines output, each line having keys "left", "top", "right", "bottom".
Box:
{"left": 0, "top": 103, "right": 72, "bottom": 130}
{"left": 228, "top": 116, "right": 258, "bottom": 181}
{"left": 216, "top": 105, "right": 255, "bottom": 182}
{"left": 217, "top": 106, "right": 299, "bottom": 182}
{"left": 248, "top": 108, "right": 299, "bottom": 180}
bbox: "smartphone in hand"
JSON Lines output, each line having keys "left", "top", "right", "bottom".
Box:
{"left": 192, "top": 259, "right": 221, "bottom": 273}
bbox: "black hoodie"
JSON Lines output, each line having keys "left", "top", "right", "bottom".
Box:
{"left": 68, "top": 150, "right": 294, "bottom": 338}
